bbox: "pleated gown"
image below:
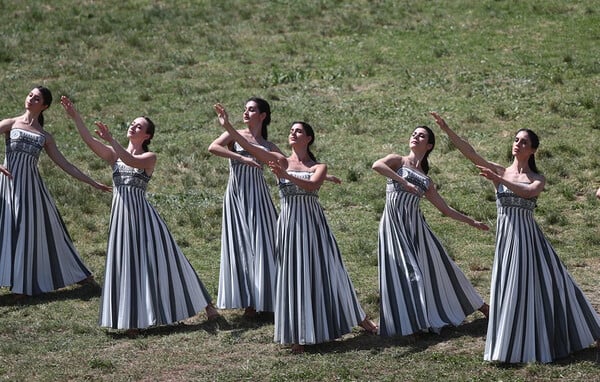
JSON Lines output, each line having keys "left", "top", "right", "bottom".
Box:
{"left": 484, "top": 184, "right": 600, "bottom": 363}
{"left": 99, "top": 160, "right": 212, "bottom": 329}
{"left": 274, "top": 171, "right": 366, "bottom": 345}
{"left": 216, "top": 142, "right": 277, "bottom": 312}
{"left": 378, "top": 167, "right": 484, "bottom": 337}
{"left": 0, "top": 128, "right": 92, "bottom": 295}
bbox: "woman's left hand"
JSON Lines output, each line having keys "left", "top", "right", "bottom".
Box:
{"left": 94, "top": 121, "right": 113, "bottom": 142}
{"left": 476, "top": 165, "right": 499, "bottom": 182}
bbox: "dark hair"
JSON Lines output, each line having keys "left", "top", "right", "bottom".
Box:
{"left": 416, "top": 125, "right": 435, "bottom": 174}
{"left": 141, "top": 116, "right": 155, "bottom": 152}
{"left": 516, "top": 128, "right": 540, "bottom": 174}
{"left": 247, "top": 97, "right": 271, "bottom": 140}
{"left": 36, "top": 86, "right": 53, "bottom": 127}
{"left": 291, "top": 121, "right": 317, "bottom": 162}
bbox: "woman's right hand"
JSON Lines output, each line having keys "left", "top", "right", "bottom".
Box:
{"left": 92, "top": 181, "right": 112, "bottom": 193}
{"left": 430, "top": 111, "right": 449, "bottom": 131}
{"left": 403, "top": 181, "right": 422, "bottom": 195}
{"left": 60, "top": 96, "right": 79, "bottom": 119}
{"left": 240, "top": 156, "right": 261, "bottom": 169}
{"left": 214, "top": 103, "right": 231, "bottom": 128}
{"left": 0, "top": 165, "right": 12, "bottom": 179}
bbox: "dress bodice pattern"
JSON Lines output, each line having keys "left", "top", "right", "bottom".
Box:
{"left": 7, "top": 129, "right": 45, "bottom": 159}
{"left": 386, "top": 167, "right": 430, "bottom": 196}
{"left": 112, "top": 160, "right": 151, "bottom": 191}
{"left": 278, "top": 171, "right": 319, "bottom": 198}
{"left": 230, "top": 142, "right": 268, "bottom": 167}
{"left": 495, "top": 184, "right": 536, "bottom": 211}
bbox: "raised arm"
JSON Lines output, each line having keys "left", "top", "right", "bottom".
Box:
{"left": 372, "top": 154, "right": 421, "bottom": 195}
{"left": 94, "top": 122, "right": 157, "bottom": 174}
{"left": 213, "top": 103, "right": 285, "bottom": 166}
{"left": 477, "top": 165, "right": 545, "bottom": 199}
{"left": 269, "top": 161, "right": 327, "bottom": 192}
{"left": 596, "top": 187, "right": 600, "bottom": 200}
{"left": 43, "top": 133, "right": 111, "bottom": 192}
{"left": 430, "top": 112, "right": 504, "bottom": 174}
{"left": 424, "top": 184, "right": 489, "bottom": 231}
{"left": 60, "top": 96, "right": 116, "bottom": 163}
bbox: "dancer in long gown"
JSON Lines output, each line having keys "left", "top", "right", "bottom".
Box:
{"left": 372, "top": 125, "right": 489, "bottom": 337}
{"left": 61, "top": 97, "right": 218, "bottom": 333}
{"left": 214, "top": 103, "right": 377, "bottom": 353}
{"left": 432, "top": 112, "right": 600, "bottom": 363}
{"left": 0, "top": 87, "right": 110, "bottom": 298}
{"left": 208, "top": 98, "right": 281, "bottom": 317}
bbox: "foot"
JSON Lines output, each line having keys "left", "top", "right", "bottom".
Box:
{"left": 291, "top": 344, "right": 304, "bottom": 354}
{"left": 206, "top": 304, "right": 220, "bottom": 321}
{"left": 125, "top": 329, "right": 139, "bottom": 338}
{"left": 243, "top": 307, "right": 257, "bottom": 318}
{"left": 479, "top": 303, "right": 490, "bottom": 319}
{"left": 77, "top": 275, "right": 98, "bottom": 286}
{"left": 12, "top": 293, "right": 27, "bottom": 302}
{"left": 359, "top": 317, "right": 378, "bottom": 334}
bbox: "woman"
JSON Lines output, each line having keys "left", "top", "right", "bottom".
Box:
{"left": 208, "top": 98, "right": 281, "bottom": 318}
{"left": 61, "top": 97, "right": 218, "bottom": 333}
{"left": 0, "top": 87, "right": 110, "bottom": 298}
{"left": 215, "top": 103, "right": 377, "bottom": 353}
{"left": 372, "top": 125, "right": 489, "bottom": 337}
{"left": 432, "top": 112, "right": 600, "bottom": 363}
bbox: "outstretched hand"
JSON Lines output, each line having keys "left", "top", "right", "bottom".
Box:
{"left": 472, "top": 220, "right": 490, "bottom": 231}
{"left": 60, "top": 96, "right": 79, "bottom": 119}
{"left": 0, "top": 165, "right": 12, "bottom": 179}
{"left": 430, "top": 111, "right": 448, "bottom": 130}
{"left": 214, "top": 103, "right": 230, "bottom": 128}
{"left": 325, "top": 174, "right": 342, "bottom": 184}
{"left": 476, "top": 165, "right": 500, "bottom": 182}
{"left": 92, "top": 181, "right": 112, "bottom": 193}
{"left": 268, "top": 160, "right": 287, "bottom": 179}
{"left": 94, "top": 121, "right": 113, "bottom": 143}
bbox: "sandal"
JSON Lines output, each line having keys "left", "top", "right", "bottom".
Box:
{"left": 359, "top": 317, "right": 378, "bottom": 334}
{"left": 291, "top": 344, "right": 304, "bottom": 354}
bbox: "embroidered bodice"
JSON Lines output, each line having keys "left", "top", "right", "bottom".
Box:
{"left": 386, "top": 167, "right": 430, "bottom": 196}
{"left": 278, "top": 170, "right": 319, "bottom": 198}
{"left": 496, "top": 183, "right": 536, "bottom": 210}
{"left": 112, "top": 160, "right": 151, "bottom": 191}
{"left": 7, "top": 129, "right": 45, "bottom": 158}
{"left": 230, "top": 141, "right": 269, "bottom": 167}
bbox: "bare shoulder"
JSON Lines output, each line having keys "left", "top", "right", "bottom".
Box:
{"left": 0, "top": 118, "right": 16, "bottom": 132}
{"left": 265, "top": 140, "right": 283, "bottom": 154}
{"left": 530, "top": 171, "right": 545, "bottom": 184}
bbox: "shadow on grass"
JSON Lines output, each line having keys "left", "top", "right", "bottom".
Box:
{"left": 486, "top": 345, "right": 600, "bottom": 369}
{"left": 303, "top": 317, "right": 489, "bottom": 355}
{"left": 105, "top": 310, "right": 275, "bottom": 339}
{"left": 0, "top": 281, "right": 102, "bottom": 306}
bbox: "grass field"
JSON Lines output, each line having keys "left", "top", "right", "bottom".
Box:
{"left": 1, "top": 0, "right": 599, "bottom": 380}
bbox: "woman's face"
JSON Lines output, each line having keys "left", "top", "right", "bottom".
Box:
{"left": 127, "top": 117, "right": 150, "bottom": 141}
{"left": 242, "top": 101, "right": 265, "bottom": 127}
{"left": 409, "top": 127, "right": 432, "bottom": 152}
{"left": 288, "top": 123, "right": 311, "bottom": 147}
{"left": 24, "top": 88, "right": 48, "bottom": 114}
{"left": 512, "top": 130, "right": 536, "bottom": 159}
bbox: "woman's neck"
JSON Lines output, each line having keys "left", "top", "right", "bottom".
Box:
{"left": 21, "top": 111, "right": 40, "bottom": 127}
{"left": 289, "top": 147, "right": 313, "bottom": 165}
{"left": 127, "top": 141, "right": 145, "bottom": 155}
{"left": 510, "top": 158, "right": 530, "bottom": 174}
{"left": 406, "top": 151, "right": 425, "bottom": 169}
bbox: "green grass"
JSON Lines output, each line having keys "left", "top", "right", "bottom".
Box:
{"left": 1, "top": 0, "right": 600, "bottom": 380}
